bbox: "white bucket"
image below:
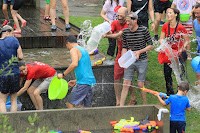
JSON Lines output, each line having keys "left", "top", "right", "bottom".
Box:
{"left": 118, "top": 50, "right": 137, "bottom": 68}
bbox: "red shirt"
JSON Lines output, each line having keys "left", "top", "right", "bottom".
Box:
{"left": 22, "top": 62, "right": 56, "bottom": 80}
{"left": 161, "top": 22, "right": 187, "bottom": 51}
{"left": 111, "top": 20, "right": 128, "bottom": 57}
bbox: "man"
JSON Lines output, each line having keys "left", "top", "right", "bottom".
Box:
{"left": 120, "top": 12, "right": 154, "bottom": 106}
{"left": 57, "top": 35, "right": 96, "bottom": 108}
{"left": 0, "top": 25, "right": 23, "bottom": 112}
{"left": 103, "top": 7, "right": 137, "bottom": 106}
{"left": 18, "top": 61, "right": 57, "bottom": 110}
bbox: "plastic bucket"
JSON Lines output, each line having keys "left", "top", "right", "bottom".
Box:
{"left": 158, "top": 48, "right": 178, "bottom": 64}
{"left": 118, "top": 50, "right": 137, "bottom": 68}
{"left": 191, "top": 56, "right": 200, "bottom": 72}
{"left": 180, "top": 14, "right": 190, "bottom": 22}
{"left": 48, "top": 77, "right": 68, "bottom": 100}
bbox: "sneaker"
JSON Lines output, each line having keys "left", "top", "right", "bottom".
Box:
{"left": 51, "top": 25, "right": 57, "bottom": 31}
{"left": 2, "top": 20, "right": 10, "bottom": 26}
{"left": 160, "top": 21, "right": 165, "bottom": 26}
{"left": 13, "top": 29, "right": 21, "bottom": 34}
{"left": 153, "top": 35, "right": 159, "bottom": 41}
{"left": 21, "top": 21, "right": 27, "bottom": 28}
{"left": 65, "top": 24, "right": 71, "bottom": 30}
{"left": 13, "top": 24, "right": 17, "bottom": 30}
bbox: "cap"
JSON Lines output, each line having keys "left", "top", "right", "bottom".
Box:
{"left": 1, "top": 25, "right": 13, "bottom": 32}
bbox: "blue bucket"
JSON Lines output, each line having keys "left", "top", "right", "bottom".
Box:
{"left": 191, "top": 56, "right": 200, "bottom": 72}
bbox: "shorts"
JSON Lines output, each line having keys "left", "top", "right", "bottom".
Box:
{"left": 182, "top": 24, "right": 193, "bottom": 36}
{"left": 13, "top": 0, "right": 24, "bottom": 10}
{"left": 31, "top": 73, "right": 57, "bottom": 93}
{"left": 46, "top": 0, "right": 50, "bottom": 4}
{"left": 124, "top": 59, "right": 148, "bottom": 82}
{"left": 0, "top": 74, "right": 20, "bottom": 94}
{"left": 170, "top": 121, "right": 186, "bottom": 133}
{"left": 154, "top": 0, "right": 171, "bottom": 13}
{"left": 114, "top": 57, "right": 124, "bottom": 80}
{"left": 68, "top": 84, "right": 94, "bottom": 107}
{"left": 3, "top": 0, "right": 14, "bottom": 5}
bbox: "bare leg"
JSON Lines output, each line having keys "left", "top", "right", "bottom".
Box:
{"left": 120, "top": 80, "right": 131, "bottom": 106}
{"left": 66, "top": 102, "right": 75, "bottom": 108}
{"left": 16, "top": 13, "right": 26, "bottom": 24}
{"left": 61, "top": 0, "right": 69, "bottom": 24}
{"left": 161, "top": 11, "right": 165, "bottom": 22}
{"left": 0, "top": 92, "right": 7, "bottom": 112}
{"left": 128, "top": 82, "right": 136, "bottom": 105}
{"left": 2, "top": 4, "right": 9, "bottom": 19}
{"left": 11, "top": 10, "right": 21, "bottom": 31}
{"left": 196, "top": 74, "right": 200, "bottom": 85}
{"left": 27, "top": 86, "right": 39, "bottom": 109}
{"left": 154, "top": 12, "right": 162, "bottom": 36}
{"left": 138, "top": 81, "right": 146, "bottom": 104}
{"left": 33, "top": 88, "right": 43, "bottom": 110}
{"left": 10, "top": 93, "right": 18, "bottom": 112}
{"left": 114, "top": 79, "right": 121, "bottom": 106}
{"left": 44, "top": 4, "right": 50, "bottom": 17}
{"left": 50, "top": 0, "right": 57, "bottom": 26}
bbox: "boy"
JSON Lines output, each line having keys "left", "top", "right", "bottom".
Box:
{"left": 154, "top": 82, "right": 191, "bottom": 133}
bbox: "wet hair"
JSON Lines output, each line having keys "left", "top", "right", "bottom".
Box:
{"left": 168, "top": 8, "right": 180, "bottom": 22}
{"left": 18, "top": 60, "right": 26, "bottom": 67}
{"left": 195, "top": 4, "right": 200, "bottom": 9}
{"left": 111, "top": 0, "right": 119, "bottom": 6}
{"left": 65, "top": 35, "right": 77, "bottom": 44}
{"left": 178, "top": 82, "right": 189, "bottom": 92}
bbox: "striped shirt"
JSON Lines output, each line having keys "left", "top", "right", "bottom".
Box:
{"left": 122, "top": 25, "right": 153, "bottom": 60}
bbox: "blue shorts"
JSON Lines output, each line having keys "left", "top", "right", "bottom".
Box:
{"left": 68, "top": 84, "right": 94, "bottom": 107}
{"left": 170, "top": 121, "right": 186, "bottom": 133}
{"left": 3, "top": 0, "right": 14, "bottom": 5}
{"left": 124, "top": 59, "right": 148, "bottom": 82}
{"left": 0, "top": 74, "right": 20, "bottom": 94}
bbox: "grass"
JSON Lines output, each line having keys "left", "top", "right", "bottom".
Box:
{"left": 68, "top": 16, "right": 200, "bottom": 132}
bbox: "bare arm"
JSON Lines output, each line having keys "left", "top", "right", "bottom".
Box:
{"left": 127, "top": 0, "right": 132, "bottom": 12}
{"left": 100, "top": 9, "right": 111, "bottom": 24}
{"left": 17, "top": 45, "right": 23, "bottom": 60}
{"left": 180, "top": 33, "right": 190, "bottom": 52}
{"left": 157, "top": 95, "right": 167, "bottom": 106}
{"left": 148, "top": 0, "right": 155, "bottom": 31}
{"left": 134, "top": 45, "right": 154, "bottom": 60}
{"left": 20, "top": 77, "right": 24, "bottom": 86}
{"left": 104, "top": 31, "right": 123, "bottom": 39}
{"left": 17, "top": 79, "right": 32, "bottom": 96}
{"left": 159, "top": 31, "right": 166, "bottom": 44}
{"left": 121, "top": 48, "right": 128, "bottom": 56}
{"left": 171, "top": 3, "right": 176, "bottom": 8}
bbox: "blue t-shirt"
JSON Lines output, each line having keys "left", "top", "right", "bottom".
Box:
{"left": 74, "top": 46, "right": 96, "bottom": 86}
{"left": 165, "top": 94, "right": 190, "bottom": 121}
{"left": 193, "top": 19, "right": 200, "bottom": 52}
{"left": 0, "top": 37, "right": 20, "bottom": 76}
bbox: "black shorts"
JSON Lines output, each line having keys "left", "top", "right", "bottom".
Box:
{"left": 0, "top": 74, "right": 20, "bottom": 94}
{"left": 170, "top": 121, "right": 186, "bottom": 133}
{"left": 13, "top": 0, "right": 24, "bottom": 10}
{"left": 154, "top": 0, "right": 172, "bottom": 13}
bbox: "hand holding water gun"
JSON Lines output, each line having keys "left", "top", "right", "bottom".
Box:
{"left": 94, "top": 58, "right": 105, "bottom": 66}
{"left": 140, "top": 86, "right": 168, "bottom": 99}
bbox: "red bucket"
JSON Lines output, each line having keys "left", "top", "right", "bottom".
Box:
{"left": 158, "top": 48, "right": 178, "bottom": 64}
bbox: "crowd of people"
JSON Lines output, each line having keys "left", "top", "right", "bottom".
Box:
{"left": 2, "top": 0, "right": 200, "bottom": 132}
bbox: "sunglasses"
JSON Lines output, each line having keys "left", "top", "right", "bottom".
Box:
{"left": 126, "top": 17, "right": 136, "bottom": 20}
{"left": 2, "top": 29, "right": 13, "bottom": 33}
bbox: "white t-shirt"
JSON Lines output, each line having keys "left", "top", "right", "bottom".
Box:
{"left": 103, "top": 0, "right": 124, "bottom": 23}
{"left": 173, "top": 0, "right": 196, "bottom": 25}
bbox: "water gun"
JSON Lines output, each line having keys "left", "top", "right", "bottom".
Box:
{"left": 94, "top": 58, "right": 105, "bottom": 66}
{"left": 48, "top": 131, "right": 62, "bottom": 133}
{"left": 89, "top": 49, "right": 98, "bottom": 55}
{"left": 140, "top": 86, "right": 169, "bottom": 99}
{"left": 79, "top": 130, "right": 91, "bottom": 133}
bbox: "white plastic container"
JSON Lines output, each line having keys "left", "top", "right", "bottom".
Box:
{"left": 86, "top": 22, "right": 111, "bottom": 53}
{"left": 118, "top": 50, "right": 137, "bottom": 68}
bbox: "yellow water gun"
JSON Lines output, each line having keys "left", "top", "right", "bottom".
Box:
{"left": 94, "top": 58, "right": 105, "bottom": 66}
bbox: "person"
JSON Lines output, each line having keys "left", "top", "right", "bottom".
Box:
{"left": 153, "top": 0, "right": 172, "bottom": 41}
{"left": 127, "top": 0, "right": 155, "bottom": 31}
{"left": 57, "top": 35, "right": 96, "bottom": 108}
{"left": 2, "top": 0, "right": 14, "bottom": 26}
{"left": 18, "top": 61, "right": 57, "bottom": 110}
{"left": 160, "top": 11, "right": 166, "bottom": 26}
{"left": 101, "top": 0, "right": 124, "bottom": 57}
{"left": 171, "top": 0, "right": 196, "bottom": 60}
{"left": 103, "top": 7, "right": 137, "bottom": 106}
{"left": 193, "top": 4, "right": 200, "bottom": 85}
{"left": 120, "top": 12, "right": 154, "bottom": 106}
{"left": 0, "top": 25, "right": 23, "bottom": 112}
{"left": 44, "top": 0, "right": 51, "bottom": 20}
{"left": 154, "top": 82, "right": 191, "bottom": 133}
{"left": 159, "top": 8, "right": 190, "bottom": 95}
{"left": 50, "top": 0, "right": 70, "bottom": 31}
{"left": 11, "top": 0, "right": 27, "bottom": 34}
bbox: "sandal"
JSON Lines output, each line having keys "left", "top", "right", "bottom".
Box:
{"left": 13, "top": 29, "right": 21, "bottom": 34}
{"left": 21, "top": 21, "right": 27, "bottom": 28}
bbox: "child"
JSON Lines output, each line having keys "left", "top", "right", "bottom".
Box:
{"left": 2, "top": 0, "right": 14, "bottom": 26}
{"left": 171, "top": 0, "right": 196, "bottom": 60}
{"left": 154, "top": 82, "right": 191, "bottom": 133}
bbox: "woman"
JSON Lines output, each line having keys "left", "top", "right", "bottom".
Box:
{"left": 160, "top": 8, "right": 190, "bottom": 95}
{"left": 127, "top": 0, "right": 155, "bottom": 31}
{"left": 100, "top": 0, "right": 124, "bottom": 56}
{"left": 11, "top": 0, "right": 27, "bottom": 34}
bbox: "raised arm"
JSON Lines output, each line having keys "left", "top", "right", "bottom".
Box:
{"left": 127, "top": 0, "right": 132, "bottom": 12}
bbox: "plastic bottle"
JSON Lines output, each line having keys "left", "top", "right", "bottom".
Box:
{"left": 86, "top": 22, "right": 111, "bottom": 53}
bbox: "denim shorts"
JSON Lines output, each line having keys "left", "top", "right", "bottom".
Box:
{"left": 124, "top": 59, "right": 148, "bottom": 82}
{"left": 68, "top": 84, "right": 94, "bottom": 107}
{"left": 3, "top": 0, "right": 14, "bottom": 5}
